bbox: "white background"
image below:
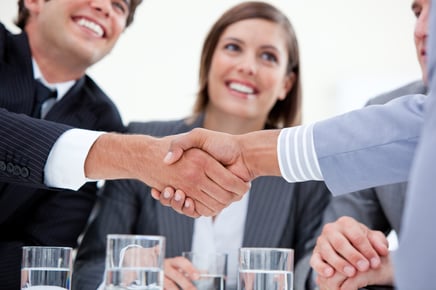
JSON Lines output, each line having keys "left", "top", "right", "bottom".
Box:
{"left": 1, "top": 0, "right": 421, "bottom": 125}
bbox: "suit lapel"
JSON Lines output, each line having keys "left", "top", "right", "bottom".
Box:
{"left": 0, "top": 30, "right": 35, "bottom": 115}
{"left": 243, "top": 177, "right": 293, "bottom": 247}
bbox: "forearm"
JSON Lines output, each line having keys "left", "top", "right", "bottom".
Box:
{"left": 238, "top": 129, "right": 282, "bottom": 178}
{"left": 84, "top": 133, "right": 167, "bottom": 185}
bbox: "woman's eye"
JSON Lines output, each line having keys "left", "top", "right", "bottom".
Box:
{"left": 224, "top": 43, "right": 241, "bottom": 52}
{"left": 261, "top": 52, "right": 278, "bottom": 63}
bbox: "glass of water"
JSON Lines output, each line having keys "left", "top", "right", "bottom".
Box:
{"left": 103, "top": 234, "right": 165, "bottom": 290}
{"left": 21, "top": 246, "right": 73, "bottom": 290}
{"left": 182, "top": 252, "right": 228, "bottom": 290}
{"left": 237, "top": 248, "right": 294, "bottom": 290}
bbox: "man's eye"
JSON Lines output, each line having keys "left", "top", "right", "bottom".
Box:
{"left": 113, "top": 1, "right": 127, "bottom": 14}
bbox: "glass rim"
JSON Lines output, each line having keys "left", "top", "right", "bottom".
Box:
{"left": 239, "top": 247, "right": 294, "bottom": 253}
{"left": 107, "top": 234, "right": 165, "bottom": 240}
{"left": 22, "top": 246, "right": 73, "bottom": 251}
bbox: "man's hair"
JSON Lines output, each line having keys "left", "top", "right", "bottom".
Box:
{"left": 15, "top": 0, "right": 143, "bottom": 29}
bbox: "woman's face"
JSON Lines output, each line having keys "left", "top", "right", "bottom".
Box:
{"left": 207, "top": 18, "right": 293, "bottom": 121}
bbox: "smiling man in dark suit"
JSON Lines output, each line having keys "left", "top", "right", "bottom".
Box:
{"left": 0, "top": 0, "right": 142, "bottom": 288}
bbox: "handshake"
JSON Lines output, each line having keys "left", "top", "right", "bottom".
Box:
{"left": 84, "top": 128, "right": 283, "bottom": 217}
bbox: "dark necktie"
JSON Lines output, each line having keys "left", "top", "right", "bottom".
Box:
{"left": 33, "top": 80, "right": 57, "bottom": 118}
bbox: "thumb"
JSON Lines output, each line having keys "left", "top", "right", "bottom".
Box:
{"left": 163, "top": 130, "right": 204, "bottom": 164}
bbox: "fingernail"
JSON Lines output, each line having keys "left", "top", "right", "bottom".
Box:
{"left": 163, "top": 190, "right": 171, "bottom": 199}
{"left": 324, "top": 267, "right": 333, "bottom": 276}
{"left": 371, "top": 257, "right": 380, "bottom": 268}
{"left": 174, "top": 192, "right": 181, "bottom": 201}
{"left": 192, "top": 272, "right": 200, "bottom": 280}
{"left": 163, "top": 152, "right": 173, "bottom": 163}
{"left": 184, "top": 200, "right": 190, "bottom": 208}
{"left": 343, "top": 266, "right": 355, "bottom": 277}
{"left": 357, "top": 259, "right": 369, "bottom": 271}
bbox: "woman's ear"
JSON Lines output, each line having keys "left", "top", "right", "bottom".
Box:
{"left": 278, "top": 72, "right": 296, "bottom": 100}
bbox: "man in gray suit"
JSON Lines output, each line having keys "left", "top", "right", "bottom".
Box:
{"left": 295, "top": 0, "right": 428, "bottom": 288}
{"left": 295, "top": 80, "right": 427, "bottom": 290}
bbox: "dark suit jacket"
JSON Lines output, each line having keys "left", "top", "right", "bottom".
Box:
{"left": 0, "top": 23, "right": 125, "bottom": 290}
{"left": 73, "top": 115, "right": 332, "bottom": 290}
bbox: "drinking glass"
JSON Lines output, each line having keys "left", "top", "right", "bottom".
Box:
{"left": 237, "top": 248, "right": 294, "bottom": 290}
{"left": 182, "top": 252, "right": 228, "bottom": 290}
{"left": 103, "top": 234, "right": 165, "bottom": 290}
{"left": 21, "top": 246, "right": 73, "bottom": 290}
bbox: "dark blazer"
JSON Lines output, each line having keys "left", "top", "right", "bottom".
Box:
{"left": 73, "top": 115, "right": 332, "bottom": 290}
{"left": 0, "top": 23, "right": 125, "bottom": 290}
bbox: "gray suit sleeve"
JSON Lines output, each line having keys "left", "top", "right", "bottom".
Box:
{"left": 315, "top": 94, "right": 425, "bottom": 194}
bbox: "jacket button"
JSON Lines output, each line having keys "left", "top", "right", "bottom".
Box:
{"left": 21, "top": 167, "right": 30, "bottom": 178}
{"left": 13, "top": 165, "right": 21, "bottom": 176}
{"left": 6, "top": 162, "right": 14, "bottom": 174}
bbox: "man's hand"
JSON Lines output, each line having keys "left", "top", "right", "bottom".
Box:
{"left": 84, "top": 133, "right": 250, "bottom": 216}
{"left": 159, "top": 128, "right": 282, "bottom": 215}
{"left": 310, "top": 216, "right": 389, "bottom": 279}
{"left": 163, "top": 128, "right": 255, "bottom": 181}
{"left": 315, "top": 255, "right": 394, "bottom": 290}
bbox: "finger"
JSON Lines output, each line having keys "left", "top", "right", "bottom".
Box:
{"left": 203, "top": 154, "right": 250, "bottom": 199}
{"left": 180, "top": 197, "right": 200, "bottom": 218}
{"left": 194, "top": 198, "right": 219, "bottom": 217}
{"left": 151, "top": 188, "right": 161, "bottom": 200}
{"left": 367, "top": 230, "right": 389, "bottom": 258}
{"left": 151, "top": 187, "right": 174, "bottom": 201}
{"left": 323, "top": 218, "right": 373, "bottom": 273}
{"left": 316, "top": 272, "right": 348, "bottom": 290}
{"left": 163, "top": 277, "right": 179, "bottom": 290}
{"left": 165, "top": 257, "right": 199, "bottom": 290}
{"left": 169, "top": 189, "right": 186, "bottom": 212}
{"left": 310, "top": 251, "right": 335, "bottom": 278}
{"left": 158, "top": 187, "right": 176, "bottom": 207}
{"left": 168, "top": 190, "right": 203, "bottom": 218}
{"left": 313, "top": 232, "right": 358, "bottom": 277}
{"left": 316, "top": 271, "right": 347, "bottom": 290}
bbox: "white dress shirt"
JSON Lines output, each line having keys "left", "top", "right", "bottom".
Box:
{"left": 191, "top": 191, "right": 250, "bottom": 289}
{"left": 33, "top": 60, "right": 103, "bottom": 190}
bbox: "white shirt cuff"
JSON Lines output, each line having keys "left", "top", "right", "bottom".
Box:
{"left": 44, "top": 128, "right": 105, "bottom": 190}
{"left": 277, "top": 124, "right": 323, "bottom": 182}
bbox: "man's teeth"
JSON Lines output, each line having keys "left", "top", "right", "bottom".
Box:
{"left": 229, "top": 82, "right": 254, "bottom": 94}
{"left": 77, "top": 18, "right": 104, "bottom": 37}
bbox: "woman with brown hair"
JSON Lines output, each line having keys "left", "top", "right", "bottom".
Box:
{"left": 73, "top": 2, "right": 330, "bottom": 290}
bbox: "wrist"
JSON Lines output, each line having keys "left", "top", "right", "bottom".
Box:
{"left": 239, "top": 129, "right": 281, "bottom": 178}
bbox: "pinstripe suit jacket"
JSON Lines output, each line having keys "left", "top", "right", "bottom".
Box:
{"left": 73, "top": 115, "right": 332, "bottom": 290}
{"left": 294, "top": 80, "right": 427, "bottom": 290}
{"left": 0, "top": 23, "right": 124, "bottom": 290}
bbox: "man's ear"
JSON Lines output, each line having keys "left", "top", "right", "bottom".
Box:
{"left": 24, "top": 0, "right": 44, "bottom": 15}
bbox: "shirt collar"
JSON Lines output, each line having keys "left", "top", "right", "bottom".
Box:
{"left": 32, "top": 58, "right": 76, "bottom": 101}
